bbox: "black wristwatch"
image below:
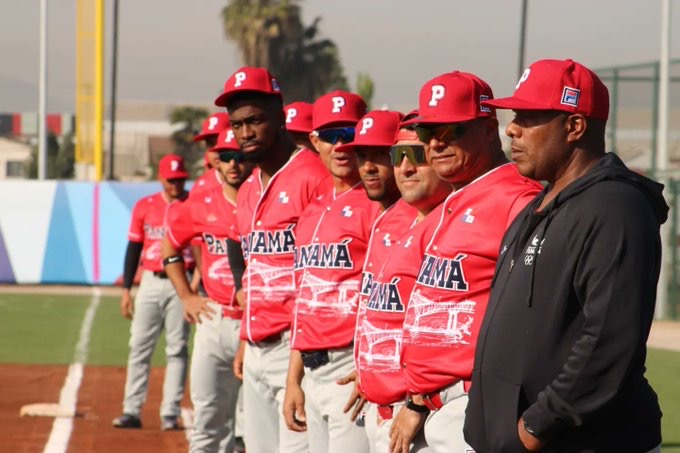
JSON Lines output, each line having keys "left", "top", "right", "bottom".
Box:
{"left": 523, "top": 419, "right": 537, "bottom": 436}
{"left": 405, "top": 396, "right": 430, "bottom": 414}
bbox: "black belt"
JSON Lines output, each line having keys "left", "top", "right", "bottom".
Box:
{"left": 153, "top": 271, "right": 169, "bottom": 279}
{"left": 248, "top": 331, "right": 284, "bottom": 347}
{"left": 300, "top": 350, "right": 330, "bottom": 370}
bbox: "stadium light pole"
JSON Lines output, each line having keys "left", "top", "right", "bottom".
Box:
{"left": 517, "top": 0, "right": 528, "bottom": 79}
{"left": 38, "top": 0, "right": 48, "bottom": 180}
{"left": 108, "top": 0, "right": 119, "bottom": 180}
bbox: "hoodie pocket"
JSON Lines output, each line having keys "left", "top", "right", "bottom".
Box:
{"left": 483, "top": 373, "right": 527, "bottom": 453}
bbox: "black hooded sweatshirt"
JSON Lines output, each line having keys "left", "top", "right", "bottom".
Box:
{"left": 464, "top": 153, "right": 668, "bottom": 453}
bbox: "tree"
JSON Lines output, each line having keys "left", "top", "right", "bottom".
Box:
{"left": 355, "top": 72, "right": 375, "bottom": 110}
{"left": 222, "top": 0, "right": 348, "bottom": 102}
{"left": 26, "top": 132, "right": 75, "bottom": 179}
{"left": 168, "top": 106, "right": 209, "bottom": 179}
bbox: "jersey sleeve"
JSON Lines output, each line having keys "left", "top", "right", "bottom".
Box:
{"left": 127, "top": 199, "right": 146, "bottom": 242}
{"left": 166, "top": 200, "right": 197, "bottom": 249}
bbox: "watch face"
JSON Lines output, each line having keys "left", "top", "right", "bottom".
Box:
{"left": 524, "top": 420, "right": 536, "bottom": 435}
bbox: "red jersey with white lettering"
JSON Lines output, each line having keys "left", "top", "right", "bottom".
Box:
{"left": 190, "top": 168, "right": 224, "bottom": 199}
{"left": 235, "top": 148, "right": 329, "bottom": 342}
{"left": 356, "top": 203, "right": 444, "bottom": 405}
{"left": 401, "top": 163, "right": 542, "bottom": 395}
{"left": 291, "top": 183, "right": 381, "bottom": 351}
{"left": 166, "top": 187, "right": 241, "bottom": 314}
{"left": 128, "top": 192, "right": 194, "bottom": 272}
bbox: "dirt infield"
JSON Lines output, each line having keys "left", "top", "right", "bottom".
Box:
{"left": 1, "top": 364, "right": 191, "bottom": 453}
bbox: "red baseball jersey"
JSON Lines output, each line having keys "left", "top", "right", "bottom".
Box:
{"left": 128, "top": 192, "right": 194, "bottom": 272}
{"left": 190, "top": 168, "right": 224, "bottom": 199}
{"left": 401, "top": 163, "right": 542, "bottom": 395}
{"left": 166, "top": 186, "right": 241, "bottom": 313}
{"left": 235, "top": 148, "right": 330, "bottom": 342}
{"left": 291, "top": 183, "right": 381, "bottom": 351}
{"left": 356, "top": 203, "right": 444, "bottom": 405}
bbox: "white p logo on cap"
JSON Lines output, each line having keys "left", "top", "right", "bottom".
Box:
{"left": 234, "top": 71, "right": 247, "bottom": 87}
{"left": 359, "top": 117, "right": 374, "bottom": 135}
{"left": 429, "top": 85, "right": 445, "bottom": 107}
{"left": 170, "top": 160, "right": 179, "bottom": 171}
{"left": 516, "top": 68, "right": 531, "bottom": 90}
{"left": 332, "top": 96, "right": 346, "bottom": 113}
{"left": 226, "top": 130, "right": 235, "bottom": 143}
{"left": 286, "top": 108, "right": 297, "bottom": 124}
{"left": 208, "top": 116, "right": 219, "bottom": 130}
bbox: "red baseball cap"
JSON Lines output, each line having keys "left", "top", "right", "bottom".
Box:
{"left": 405, "top": 71, "right": 495, "bottom": 125}
{"left": 194, "top": 112, "right": 230, "bottom": 142}
{"left": 335, "top": 110, "right": 404, "bottom": 153}
{"left": 214, "top": 67, "right": 283, "bottom": 107}
{"left": 312, "top": 90, "right": 367, "bottom": 130}
{"left": 284, "top": 102, "right": 314, "bottom": 134}
{"left": 209, "top": 128, "right": 240, "bottom": 152}
{"left": 158, "top": 154, "right": 189, "bottom": 180}
{"left": 482, "top": 59, "right": 609, "bottom": 121}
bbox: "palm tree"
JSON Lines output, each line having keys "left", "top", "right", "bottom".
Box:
{"left": 222, "top": 0, "right": 348, "bottom": 102}
{"left": 168, "top": 106, "right": 209, "bottom": 178}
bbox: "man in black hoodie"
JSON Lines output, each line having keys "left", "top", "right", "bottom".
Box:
{"left": 464, "top": 59, "right": 667, "bottom": 453}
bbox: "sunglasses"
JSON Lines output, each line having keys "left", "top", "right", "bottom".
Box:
{"left": 414, "top": 123, "right": 467, "bottom": 144}
{"left": 218, "top": 151, "right": 245, "bottom": 163}
{"left": 167, "top": 178, "right": 186, "bottom": 184}
{"left": 390, "top": 145, "right": 428, "bottom": 166}
{"left": 315, "top": 127, "right": 355, "bottom": 145}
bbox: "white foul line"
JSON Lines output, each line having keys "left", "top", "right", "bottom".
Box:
{"left": 43, "top": 287, "right": 102, "bottom": 453}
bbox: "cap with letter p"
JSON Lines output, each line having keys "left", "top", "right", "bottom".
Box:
{"left": 194, "top": 112, "right": 230, "bottom": 142}
{"left": 482, "top": 59, "right": 609, "bottom": 120}
{"left": 214, "top": 67, "right": 282, "bottom": 107}
{"left": 158, "top": 153, "right": 189, "bottom": 180}
{"left": 284, "top": 102, "right": 314, "bottom": 134}
{"left": 406, "top": 71, "right": 495, "bottom": 125}
{"left": 335, "top": 110, "right": 404, "bottom": 153}
{"left": 312, "top": 90, "right": 367, "bottom": 130}
{"left": 210, "top": 128, "right": 240, "bottom": 152}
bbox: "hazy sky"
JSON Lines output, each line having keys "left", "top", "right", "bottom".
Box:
{"left": 1, "top": 0, "right": 679, "bottom": 113}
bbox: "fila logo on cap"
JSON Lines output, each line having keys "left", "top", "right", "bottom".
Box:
{"left": 170, "top": 160, "right": 179, "bottom": 171}
{"left": 516, "top": 68, "right": 531, "bottom": 89}
{"left": 359, "top": 117, "right": 374, "bottom": 135}
{"left": 271, "top": 78, "right": 280, "bottom": 91}
{"left": 429, "top": 85, "right": 445, "bottom": 107}
{"left": 234, "top": 71, "right": 247, "bottom": 87}
{"left": 480, "top": 95, "right": 491, "bottom": 113}
{"left": 208, "top": 116, "right": 219, "bottom": 130}
{"left": 561, "top": 86, "right": 580, "bottom": 107}
{"left": 332, "top": 96, "right": 346, "bottom": 113}
{"left": 286, "top": 108, "right": 297, "bottom": 123}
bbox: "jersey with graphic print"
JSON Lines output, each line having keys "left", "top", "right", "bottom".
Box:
{"left": 402, "top": 163, "right": 542, "bottom": 395}
{"left": 190, "top": 168, "right": 224, "bottom": 199}
{"left": 166, "top": 186, "right": 241, "bottom": 312}
{"left": 234, "top": 148, "right": 329, "bottom": 342}
{"left": 291, "top": 183, "right": 381, "bottom": 351}
{"left": 356, "top": 203, "right": 444, "bottom": 405}
{"left": 128, "top": 192, "right": 194, "bottom": 272}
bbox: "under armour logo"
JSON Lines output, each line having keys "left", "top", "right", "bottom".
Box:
{"left": 342, "top": 206, "right": 353, "bottom": 217}
{"left": 332, "top": 96, "right": 346, "bottom": 113}
{"left": 462, "top": 208, "right": 475, "bottom": 224}
{"left": 359, "top": 117, "right": 374, "bottom": 135}
{"left": 208, "top": 116, "right": 219, "bottom": 130}
{"left": 234, "top": 71, "right": 247, "bottom": 87}
{"left": 286, "top": 108, "right": 297, "bottom": 124}
{"left": 429, "top": 85, "right": 445, "bottom": 107}
{"left": 516, "top": 68, "right": 531, "bottom": 90}
{"left": 279, "top": 192, "right": 289, "bottom": 204}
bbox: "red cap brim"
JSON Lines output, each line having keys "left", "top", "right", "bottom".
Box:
{"left": 193, "top": 131, "right": 219, "bottom": 143}
{"left": 400, "top": 112, "right": 480, "bottom": 126}
{"left": 481, "top": 97, "right": 553, "bottom": 111}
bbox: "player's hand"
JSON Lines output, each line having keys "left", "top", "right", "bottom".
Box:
{"left": 338, "top": 370, "right": 366, "bottom": 421}
{"left": 234, "top": 289, "right": 245, "bottom": 308}
{"left": 517, "top": 416, "right": 544, "bottom": 452}
{"left": 181, "top": 294, "right": 216, "bottom": 324}
{"left": 120, "top": 291, "right": 134, "bottom": 320}
{"left": 389, "top": 405, "right": 426, "bottom": 453}
{"left": 233, "top": 340, "right": 245, "bottom": 380}
{"left": 283, "top": 382, "right": 307, "bottom": 432}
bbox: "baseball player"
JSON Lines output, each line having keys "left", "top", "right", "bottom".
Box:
{"left": 192, "top": 112, "right": 231, "bottom": 197}
{"left": 353, "top": 119, "right": 453, "bottom": 452}
{"left": 113, "top": 154, "right": 194, "bottom": 431}
{"left": 162, "top": 128, "right": 253, "bottom": 452}
{"left": 283, "top": 93, "right": 381, "bottom": 453}
{"left": 284, "top": 101, "right": 315, "bottom": 151}
{"left": 387, "top": 72, "right": 542, "bottom": 453}
{"left": 219, "top": 67, "right": 330, "bottom": 453}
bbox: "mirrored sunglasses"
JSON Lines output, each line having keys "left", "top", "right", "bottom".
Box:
{"left": 315, "top": 127, "right": 355, "bottom": 145}
{"left": 218, "top": 151, "right": 245, "bottom": 163}
{"left": 414, "top": 123, "right": 466, "bottom": 144}
{"left": 390, "top": 145, "right": 428, "bottom": 166}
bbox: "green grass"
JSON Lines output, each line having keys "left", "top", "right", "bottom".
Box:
{"left": 647, "top": 348, "right": 680, "bottom": 451}
{"left": 0, "top": 291, "right": 193, "bottom": 367}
